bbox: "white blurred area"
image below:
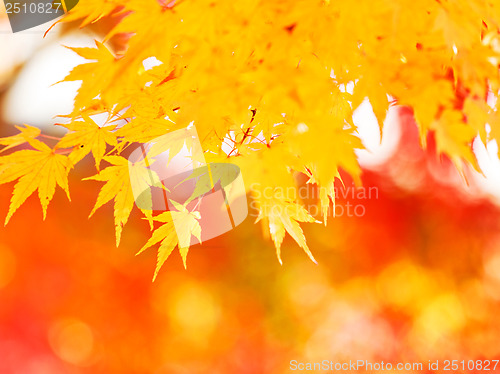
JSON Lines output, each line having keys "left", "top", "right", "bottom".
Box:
{"left": 473, "top": 138, "right": 500, "bottom": 201}
{"left": 354, "top": 97, "right": 500, "bottom": 207}
{"left": 353, "top": 99, "right": 400, "bottom": 168}
{"left": 0, "top": 16, "right": 97, "bottom": 132}
{"left": 0, "top": 19, "right": 53, "bottom": 81}
{"left": 472, "top": 90, "right": 500, "bottom": 203}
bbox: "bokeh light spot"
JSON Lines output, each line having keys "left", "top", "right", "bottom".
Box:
{"left": 415, "top": 294, "right": 466, "bottom": 344}
{"left": 376, "top": 260, "right": 437, "bottom": 312}
{"left": 167, "top": 283, "right": 221, "bottom": 344}
{"left": 48, "top": 318, "right": 95, "bottom": 367}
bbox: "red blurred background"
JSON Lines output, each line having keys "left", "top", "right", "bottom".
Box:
{"left": 1, "top": 105, "right": 500, "bottom": 373}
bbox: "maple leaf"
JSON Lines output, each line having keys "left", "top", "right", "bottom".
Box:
{"left": 4, "top": 0, "right": 500, "bottom": 276}
{"left": 0, "top": 125, "right": 41, "bottom": 154}
{"left": 177, "top": 163, "right": 238, "bottom": 205}
{"left": 84, "top": 155, "right": 135, "bottom": 247}
{"left": 114, "top": 111, "right": 175, "bottom": 144}
{"left": 84, "top": 155, "right": 163, "bottom": 246}
{"left": 128, "top": 155, "right": 164, "bottom": 212}
{"left": 136, "top": 206, "right": 202, "bottom": 281}
{"left": 62, "top": 41, "right": 118, "bottom": 112}
{"left": 433, "top": 109, "right": 479, "bottom": 176}
{"left": 61, "top": 0, "right": 123, "bottom": 28}
{"left": 352, "top": 78, "right": 389, "bottom": 134}
{"left": 0, "top": 139, "right": 70, "bottom": 225}
{"left": 169, "top": 200, "right": 202, "bottom": 249}
{"left": 256, "top": 199, "right": 319, "bottom": 265}
{"left": 55, "top": 114, "right": 118, "bottom": 169}
{"left": 136, "top": 214, "right": 178, "bottom": 281}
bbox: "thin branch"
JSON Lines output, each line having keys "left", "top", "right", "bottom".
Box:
{"left": 39, "top": 134, "right": 62, "bottom": 141}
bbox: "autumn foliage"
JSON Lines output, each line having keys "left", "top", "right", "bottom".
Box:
{"left": 2, "top": 0, "right": 500, "bottom": 277}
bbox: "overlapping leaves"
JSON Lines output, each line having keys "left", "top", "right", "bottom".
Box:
{"left": 2, "top": 0, "right": 500, "bottom": 278}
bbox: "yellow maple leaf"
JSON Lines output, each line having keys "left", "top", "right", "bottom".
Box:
{"left": 84, "top": 155, "right": 135, "bottom": 246}
{"left": 56, "top": 114, "right": 117, "bottom": 169}
{"left": 256, "top": 199, "right": 319, "bottom": 265}
{"left": 136, "top": 206, "right": 202, "bottom": 281}
{"left": 0, "top": 125, "right": 41, "bottom": 154}
{"left": 3, "top": 0, "right": 500, "bottom": 277}
{"left": 136, "top": 214, "right": 178, "bottom": 281}
{"left": 433, "top": 109, "right": 479, "bottom": 177}
{"left": 62, "top": 41, "right": 118, "bottom": 112}
{"left": 0, "top": 139, "right": 70, "bottom": 225}
{"left": 84, "top": 155, "right": 163, "bottom": 246}
{"left": 115, "top": 111, "right": 175, "bottom": 144}
{"left": 169, "top": 200, "right": 202, "bottom": 249}
{"left": 61, "top": 0, "right": 123, "bottom": 28}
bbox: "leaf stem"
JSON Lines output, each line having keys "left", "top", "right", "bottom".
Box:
{"left": 54, "top": 149, "right": 72, "bottom": 155}
{"left": 39, "top": 134, "right": 62, "bottom": 141}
